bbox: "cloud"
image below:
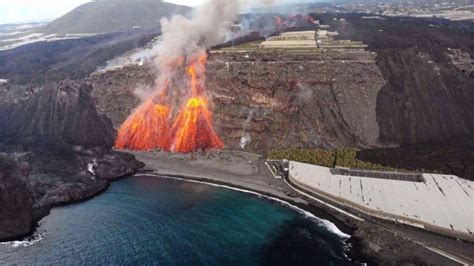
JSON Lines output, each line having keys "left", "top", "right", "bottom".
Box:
{"left": 0, "top": 0, "right": 91, "bottom": 24}
{"left": 0, "top": 0, "right": 319, "bottom": 25}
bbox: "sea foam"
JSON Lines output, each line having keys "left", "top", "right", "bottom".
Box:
{"left": 0, "top": 231, "right": 44, "bottom": 248}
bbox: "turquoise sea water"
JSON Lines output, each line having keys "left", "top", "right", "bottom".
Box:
{"left": 0, "top": 175, "right": 352, "bottom": 265}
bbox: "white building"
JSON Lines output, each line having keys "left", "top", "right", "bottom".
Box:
{"left": 289, "top": 161, "right": 474, "bottom": 241}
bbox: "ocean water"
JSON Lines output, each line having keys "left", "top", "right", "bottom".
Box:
{"left": 0, "top": 175, "right": 353, "bottom": 265}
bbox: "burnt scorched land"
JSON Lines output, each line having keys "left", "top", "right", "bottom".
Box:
{"left": 320, "top": 14, "right": 474, "bottom": 146}
{"left": 319, "top": 14, "right": 474, "bottom": 179}
{"left": 0, "top": 80, "right": 144, "bottom": 241}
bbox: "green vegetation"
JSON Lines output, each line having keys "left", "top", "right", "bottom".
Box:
{"left": 269, "top": 148, "right": 400, "bottom": 172}
{"left": 269, "top": 148, "right": 336, "bottom": 167}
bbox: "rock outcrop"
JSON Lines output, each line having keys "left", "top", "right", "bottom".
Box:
{"left": 325, "top": 13, "right": 474, "bottom": 146}
{"left": 207, "top": 50, "right": 385, "bottom": 151}
{"left": 0, "top": 155, "right": 34, "bottom": 241}
{"left": 1, "top": 81, "right": 115, "bottom": 149}
{"left": 0, "top": 80, "right": 144, "bottom": 241}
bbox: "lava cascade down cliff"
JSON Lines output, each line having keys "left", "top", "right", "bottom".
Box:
{"left": 115, "top": 53, "right": 223, "bottom": 153}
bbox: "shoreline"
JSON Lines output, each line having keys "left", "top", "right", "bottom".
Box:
{"left": 3, "top": 150, "right": 472, "bottom": 264}
{"left": 0, "top": 170, "right": 139, "bottom": 244}
{"left": 1, "top": 171, "right": 362, "bottom": 260}
{"left": 137, "top": 172, "right": 353, "bottom": 238}
{"left": 132, "top": 150, "right": 474, "bottom": 265}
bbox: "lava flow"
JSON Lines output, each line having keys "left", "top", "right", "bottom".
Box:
{"left": 171, "top": 96, "right": 223, "bottom": 153}
{"left": 171, "top": 54, "right": 224, "bottom": 152}
{"left": 115, "top": 53, "right": 223, "bottom": 153}
{"left": 115, "top": 92, "right": 171, "bottom": 151}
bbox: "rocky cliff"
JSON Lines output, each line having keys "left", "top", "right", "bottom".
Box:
{"left": 207, "top": 50, "right": 385, "bottom": 151}
{"left": 324, "top": 14, "right": 474, "bottom": 146}
{"left": 88, "top": 14, "right": 473, "bottom": 178}
{"left": 0, "top": 81, "right": 144, "bottom": 241}
{"left": 90, "top": 49, "right": 386, "bottom": 151}
{"left": 0, "top": 155, "right": 34, "bottom": 241}
{"left": 1, "top": 81, "right": 115, "bottom": 148}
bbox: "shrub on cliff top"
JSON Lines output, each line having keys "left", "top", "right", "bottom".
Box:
{"left": 269, "top": 148, "right": 399, "bottom": 172}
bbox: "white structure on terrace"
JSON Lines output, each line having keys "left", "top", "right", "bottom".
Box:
{"left": 288, "top": 161, "right": 474, "bottom": 241}
{"left": 260, "top": 31, "right": 317, "bottom": 48}
{"left": 260, "top": 30, "right": 367, "bottom": 50}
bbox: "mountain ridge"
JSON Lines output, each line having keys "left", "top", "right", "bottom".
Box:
{"left": 42, "top": 0, "right": 192, "bottom": 34}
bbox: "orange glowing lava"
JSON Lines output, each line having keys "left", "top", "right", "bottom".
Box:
{"left": 115, "top": 52, "right": 224, "bottom": 153}
{"left": 171, "top": 53, "right": 223, "bottom": 152}
{"left": 115, "top": 97, "right": 171, "bottom": 151}
{"left": 171, "top": 96, "right": 224, "bottom": 153}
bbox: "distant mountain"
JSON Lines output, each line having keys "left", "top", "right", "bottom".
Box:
{"left": 42, "top": 0, "right": 192, "bottom": 34}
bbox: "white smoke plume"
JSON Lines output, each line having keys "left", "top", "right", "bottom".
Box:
{"left": 240, "top": 109, "right": 255, "bottom": 149}
{"left": 151, "top": 0, "right": 275, "bottom": 92}
{"left": 154, "top": 0, "right": 243, "bottom": 88}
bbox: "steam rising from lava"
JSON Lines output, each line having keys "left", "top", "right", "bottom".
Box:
{"left": 116, "top": 0, "right": 270, "bottom": 153}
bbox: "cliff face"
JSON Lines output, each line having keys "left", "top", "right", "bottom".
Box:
{"left": 0, "top": 156, "right": 34, "bottom": 240}
{"left": 1, "top": 81, "right": 115, "bottom": 149}
{"left": 0, "top": 147, "right": 144, "bottom": 241}
{"left": 324, "top": 14, "right": 474, "bottom": 146}
{"left": 0, "top": 81, "right": 144, "bottom": 241}
{"left": 90, "top": 15, "right": 473, "bottom": 156}
{"left": 207, "top": 50, "right": 385, "bottom": 151}
{"left": 90, "top": 65, "right": 155, "bottom": 127}
{"left": 375, "top": 48, "right": 473, "bottom": 145}
{"left": 90, "top": 49, "right": 385, "bottom": 151}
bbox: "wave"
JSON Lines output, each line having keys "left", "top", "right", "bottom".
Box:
{"left": 0, "top": 230, "right": 44, "bottom": 248}
{"left": 135, "top": 173, "right": 351, "bottom": 239}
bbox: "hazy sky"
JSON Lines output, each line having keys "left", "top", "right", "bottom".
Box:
{"left": 0, "top": 0, "right": 313, "bottom": 24}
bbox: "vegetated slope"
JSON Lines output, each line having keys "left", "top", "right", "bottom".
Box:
{"left": 0, "top": 30, "right": 158, "bottom": 84}
{"left": 42, "top": 0, "right": 191, "bottom": 34}
{"left": 322, "top": 14, "right": 474, "bottom": 145}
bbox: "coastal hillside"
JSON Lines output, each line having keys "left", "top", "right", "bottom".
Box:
{"left": 89, "top": 14, "right": 474, "bottom": 179}
{"left": 0, "top": 80, "right": 144, "bottom": 241}
{"left": 42, "top": 0, "right": 192, "bottom": 34}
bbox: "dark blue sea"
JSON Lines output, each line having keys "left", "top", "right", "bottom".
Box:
{"left": 0, "top": 175, "right": 353, "bottom": 265}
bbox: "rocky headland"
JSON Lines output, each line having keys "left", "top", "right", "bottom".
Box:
{"left": 0, "top": 80, "right": 144, "bottom": 241}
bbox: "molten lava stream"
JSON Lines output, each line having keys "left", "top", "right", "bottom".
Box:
{"left": 115, "top": 99, "right": 171, "bottom": 151}
{"left": 171, "top": 97, "right": 224, "bottom": 153}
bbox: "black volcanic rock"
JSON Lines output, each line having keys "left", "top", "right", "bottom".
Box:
{"left": 2, "top": 81, "right": 116, "bottom": 149}
{"left": 0, "top": 155, "right": 34, "bottom": 241}
{"left": 42, "top": 0, "right": 192, "bottom": 34}
{"left": 0, "top": 145, "right": 145, "bottom": 241}
{"left": 0, "top": 30, "right": 158, "bottom": 84}
{"left": 325, "top": 14, "right": 474, "bottom": 145}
